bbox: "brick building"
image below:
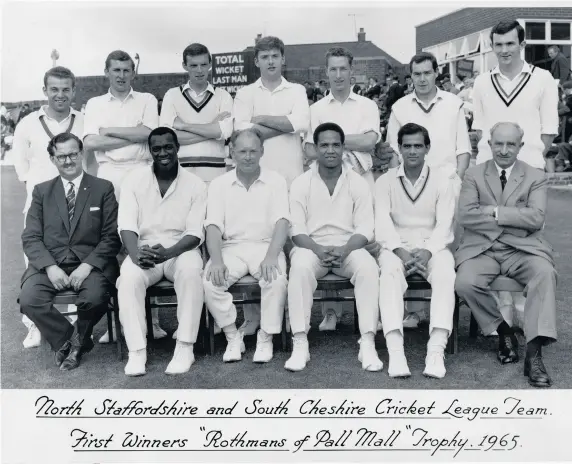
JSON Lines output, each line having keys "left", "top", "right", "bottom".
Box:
{"left": 245, "top": 28, "right": 404, "bottom": 86}
{"left": 416, "top": 7, "right": 572, "bottom": 83}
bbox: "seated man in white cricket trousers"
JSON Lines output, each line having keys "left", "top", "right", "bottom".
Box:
{"left": 203, "top": 128, "right": 290, "bottom": 363}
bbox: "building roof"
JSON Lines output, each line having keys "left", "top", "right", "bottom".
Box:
{"left": 245, "top": 41, "right": 402, "bottom": 69}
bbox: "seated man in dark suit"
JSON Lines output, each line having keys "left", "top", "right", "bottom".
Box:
{"left": 455, "top": 122, "right": 557, "bottom": 388}
{"left": 20, "top": 132, "right": 120, "bottom": 371}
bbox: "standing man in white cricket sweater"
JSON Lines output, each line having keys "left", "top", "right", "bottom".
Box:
{"left": 471, "top": 20, "right": 559, "bottom": 324}
{"left": 375, "top": 123, "right": 457, "bottom": 379}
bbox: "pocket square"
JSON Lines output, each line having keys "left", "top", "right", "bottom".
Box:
{"left": 89, "top": 207, "right": 100, "bottom": 211}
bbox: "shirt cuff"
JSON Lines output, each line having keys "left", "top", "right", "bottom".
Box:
{"left": 235, "top": 121, "right": 254, "bottom": 131}
{"left": 183, "top": 229, "right": 204, "bottom": 245}
{"left": 290, "top": 224, "right": 307, "bottom": 237}
{"left": 383, "top": 240, "right": 403, "bottom": 252}
{"left": 286, "top": 114, "right": 303, "bottom": 134}
{"left": 204, "top": 220, "right": 224, "bottom": 236}
{"left": 118, "top": 225, "right": 139, "bottom": 236}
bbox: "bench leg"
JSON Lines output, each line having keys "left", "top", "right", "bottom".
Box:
{"left": 208, "top": 311, "right": 215, "bottom": 356}
{"left": 145, "top": 297, "right": 154, "bottom": 342}
{"left": 106, "top": 308, "right": 113, "bottom": 343}
{"left": 447, "top": 295, "right": 460, "bottom": 355}
{"left": 353, "top": 299, "right": 359, "bottom": 334}
{"left": 469, "top": 312, "right": 479, "bottom": 338}
{"left": 198, "top": 303, "right": 207, "bottom": 354}
{"left": 281, "top": 306, "right": 288, "bottom": 351}
{"left": 113, "top": 298, "right": 123, "bottom": 360}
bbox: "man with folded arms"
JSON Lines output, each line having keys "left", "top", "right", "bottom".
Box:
{"left": 203, "top": 128, "right": 290, "bottom": 363}
{"left": 286, "top": 122, "right": 382, "bottom": 372}
{"left": 116, "top": 127, "right": 207, "bottom": 376}
{"left": 83, "top": 50, "right": 167, "bottom": 342}
{"left": 375, "top": 123, "right": 457, "bottom": 379}
{"left": 455, "top": 122, "right": 557, "bottom": 388}
{"left": 20, "top": 133, "right": 120, "bottom": 371}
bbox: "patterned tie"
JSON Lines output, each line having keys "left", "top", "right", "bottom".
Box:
{"left": 500, "top": 170, "right": 507, "bottom": 191}
{"left": 66, "top": 182, "right": 75, "bottom": 222}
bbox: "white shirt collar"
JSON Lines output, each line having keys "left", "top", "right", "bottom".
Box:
{"left": 255, "top": 77, "right": 291, "bottom": 93}
{"left": 491, "top": 61, "right": 532, "bottom": 79}
{"left": 411, "top": 88, "right": 443, "bottom": 106}
{"left": 107, "top": 87, "right": 135, "bottom": 102}
{"left": 37, "top": 105, "right": 77, "bottom": 122}
{"left": 61, "top": 171, "right": 84, "bottom": 191}
{"left": 325, "top": 90, "right": 358, "bottom": 105}
{"left": 230, "top": 167, "right": 270, "bottom": 187}
{"left": 396, "top": 162, "right": 429, "bottom": 186}
{"left": 494, "top": 161, "right": 515, "bottom": 179}
{"left": 182, "top": 82, "right": 215, "bottom": 96}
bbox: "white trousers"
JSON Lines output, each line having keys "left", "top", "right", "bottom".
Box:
{"left": 203, "top": 243, "right": 287, "bottom": 334}
{"left": 378, "top": 249, "right": 456, "bottom": 336}
{"left": 117, "top": 250, "right": 204, "bottom": 351}
{"left": 288, "top": 247, "right": 379, "bottom": 335}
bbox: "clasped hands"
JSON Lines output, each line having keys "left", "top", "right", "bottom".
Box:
{"left": 46, "top": 263, "right": 93, "bottom": 292}
{"left": 133, "top": 244, "right": 171, "bottom": 269}
{"left": 394, "top": 248, "right": 432, "bottom": 279}
{"left": 314, "top": 245, "right": 350, "bottom": 268}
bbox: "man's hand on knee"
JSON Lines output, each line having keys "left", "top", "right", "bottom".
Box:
{"left": 69, "top": 263, "right": 93, "bottom": 291}
{"left": 206, "top": 261, "right": 229, "bottom": 287}
{"left": 46, "top": 265, "right": 70, "bottom": 291}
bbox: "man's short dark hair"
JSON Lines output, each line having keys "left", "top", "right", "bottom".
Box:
{"left": 148, "top": 126, "right": 179, "bottom": 148}
{"left": 313, "top": 122, "right": 345, "bottom": 145}
{"left": 397, "top": 122, "right": 431, "bottom": 147}
{"left": 43, "top": 66, "right": 76, "bottom": 88}
{"left": 105, "top": 50, "right": 135, "bottom": 71}
{"left": 325, "top": 47, "right": 353, "bottom": 68}
{"left": 254, "top": 36, "right": 285, "bottom": 58}
{"left": 183, "top": 43, "right": 212, "bottom": 65}
{"left": 405, "top": 74, "right": 411, "bottom": 79}
{"left": 47, "top": 132, "right": 83, "bottom": 157}
{"left": 490, "top": 20, "right": 525, "bottom": 45}
{"left": 409, "top": 52, "right": 438, "bottom": 72}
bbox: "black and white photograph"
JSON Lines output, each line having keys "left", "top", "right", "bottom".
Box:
{"left": 1, "top": 0, "right": 572, "bottom": 460}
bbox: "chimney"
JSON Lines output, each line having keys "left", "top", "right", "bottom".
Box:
{"left": 357, "top": 27, "right": 366, "bottom": 42}
{"left": 255, "top": 33, "right": 262, "bottom": 45}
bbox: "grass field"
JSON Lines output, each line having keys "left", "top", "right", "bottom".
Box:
{"left": 2, "top": 166, "right": 571, "bottom": 389}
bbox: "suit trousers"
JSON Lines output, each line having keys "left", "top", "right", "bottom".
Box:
{"left": 288, "top": 247, "right": 379, "bottom": 335}
{"left": 455, "top": 241, "right": 557, "bottom": 343}
{"left": 378, "top": 249, "right": 456, "bottom": 336}
{"left": 117, "top": 250, "right": 204, "bottom": 351}
{"left": 203, "top": 243, "right": 287, "bottom": 334}
{"left": 20, "top": 267, "right": 113, "bottom": 351}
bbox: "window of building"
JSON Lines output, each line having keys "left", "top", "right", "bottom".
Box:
{"left": 551, "top": 22, "right": 571, "bottom": 41}
{"left": 520, "top": 19, "right": 572, "bottom": 70}
{"left": 525, "top": 22, "right": 546, "bottom": 40}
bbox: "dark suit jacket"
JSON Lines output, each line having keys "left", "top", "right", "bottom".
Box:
{"left": 455, "top": 160, "right": 553, "bottom": 267}
{"left": 386, "top": 83, "right": 404, "bottom": 110}
{"left": 21, "top": 173, "right": 121, "bottom": 285}
{"left": 365, "top": 84, "right": 382, "bottom": 99}
{"left": 551, "top": 53, "right": 571, "bottom": 83}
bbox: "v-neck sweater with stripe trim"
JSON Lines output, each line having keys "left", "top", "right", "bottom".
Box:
{"left": 374, "top": 165, "right": 456, "bottom": 256}
{"left": 472, "top": 64, "right": 559, "bottom": 169}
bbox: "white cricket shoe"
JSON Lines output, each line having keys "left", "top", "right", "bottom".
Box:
{"left": 23, "top": 325, "right": 41, "bottom": 348}
{"left": 319, "top": 310, "right": 337, "bottom": 331}
{"left": 387, "top": 351, "right": 411, "bottom": 378}
{"left": 358, "top": 339, "right": 383, "bottom": 372}
{"left": 284, "top": 337, "right": 310, "bottom": 372}
{"left": 423, "top": 352, "right": 446, "bottom": 379}
{"left": 165, "top": 343, "right": 195, "bottom": 375}
{"left": 253, "top": 330, "right": 273, "bottom": 363}
{"left": 125, "top": 350, "right": 147, "bottom": 377}
{"left": 223, "top": 332, "right": 245, "bottom": 362}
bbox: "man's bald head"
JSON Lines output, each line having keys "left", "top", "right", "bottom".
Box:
{"left": 490, "top": 122, "right": 524, "bottom": 142}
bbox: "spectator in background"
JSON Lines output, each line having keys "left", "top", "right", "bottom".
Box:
{"left": 441, "top": 77, "right": 460, "bottom": 95}
{"left": 555, "top": 81, "right": 572, "bottom": 171}
{"left": 403, "top": 75, "right": 414, "bottom": 95}
{"left": 350, "top": 76, "right": 361, "bottom": 95}
{"left": 365, "top": 77, "right": 382, "bottom": 99}
{"left": 548, "top": 45, "right": 571, "bottom": 84}
{"left": 386, "top": 75, "right": 405, "bottom": 111}
{"left": 17, "top": 104, "right": 32, "bottom": 123}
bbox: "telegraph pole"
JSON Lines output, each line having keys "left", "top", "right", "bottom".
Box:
{"left": 50, "top": 49, "right": 59, "bottom": 68}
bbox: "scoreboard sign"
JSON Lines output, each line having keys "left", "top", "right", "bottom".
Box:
{"left": 211, "top": 51, "right": 257, "bottom": 94}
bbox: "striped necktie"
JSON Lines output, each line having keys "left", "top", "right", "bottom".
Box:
{"left": 500, "top": 170, "right": 507, "bottom": 191}
{"left": 66, "top": 182, "right": 76, "bottom": 222}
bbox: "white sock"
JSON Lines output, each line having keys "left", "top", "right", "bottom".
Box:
{"left": 385, "top": 330, "right": 404, "bottom": 353}
{"left": 361, "top": 331, "right": 375, "bottom": 343}
{"left": 177, "top": 341, "right": 193, "bottom": 348}
{"left": 223, "top": 324, "right": 238, "bottom": 341}
{"left": 427, "top": 328, "right": 449, "bottom": 354}
{"left": 293, "top": 332, "right": 307, "bottom": 342}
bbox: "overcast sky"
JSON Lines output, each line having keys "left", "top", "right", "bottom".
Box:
{"left": 1, "top": 1, "right": 459, "bottom": 102}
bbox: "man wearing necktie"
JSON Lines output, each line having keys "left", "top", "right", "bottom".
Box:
{"left": 20, "top": 133, "right": 121, "bottom": 371}
{"left": 455, "top": 122, "right": 557, "bottom": 388}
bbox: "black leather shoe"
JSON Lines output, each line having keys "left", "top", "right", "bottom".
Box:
{"left": 497, "top": 334, "right": 519, "bottom": 364}
{"left": 60, "top": 337, "right": 94, "bottom": 371}
{"left": 55, "top": 340, "right": 72, "bottom": 367}
{"left": 524, "top": 354, "right": 552, "bottom": 388}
